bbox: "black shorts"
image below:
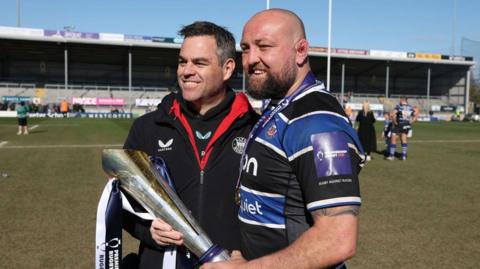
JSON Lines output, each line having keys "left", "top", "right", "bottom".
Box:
{"left": 392, "top": 123, "right": 411, "bottom": 134}
{"left": 18, "top": 117, "right": 27, "bottom": 126}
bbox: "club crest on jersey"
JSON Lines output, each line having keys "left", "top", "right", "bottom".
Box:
{"left": 195, "top": 130, "right": 212, "bottom": 140}
{"left": 267, "top": 123, "right": 277, "bottom": 138}
{"left": 232, "top": 137, "right": 246, "bottom": 154}
{"left": 158, "top": 138, "right": 173, "bottom": 152}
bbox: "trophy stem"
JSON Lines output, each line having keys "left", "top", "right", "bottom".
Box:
{"left": 198, "top": 245, "right": 230, "bottom": 263}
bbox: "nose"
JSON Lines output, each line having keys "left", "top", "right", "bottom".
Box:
{"left": 179, "top": 62, "right": 196, "bottom": 77}
{"left": 242, "top": 47, "right": 260, "bottom": 68}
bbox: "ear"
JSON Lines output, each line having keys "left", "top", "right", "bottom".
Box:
{"left": 222, "top": 58, "right": 236, "bottom": 81}
{"left": 295, "top": 39, "right": 309, "bottom": 65}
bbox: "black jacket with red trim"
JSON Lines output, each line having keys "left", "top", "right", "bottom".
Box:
{"left": 122, "top": 89, "right": 258, "bottom": 268}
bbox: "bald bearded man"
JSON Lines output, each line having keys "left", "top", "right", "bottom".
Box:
{"left": 201, "top": 9, "right": 364, "bottom": 269}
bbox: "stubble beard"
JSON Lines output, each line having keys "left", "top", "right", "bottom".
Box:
{"left": 246, "top": 61, "right": 297, "bottom": 100}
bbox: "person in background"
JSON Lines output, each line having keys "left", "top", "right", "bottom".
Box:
{"left": 387, "top": 97, "right": 418, "bottom": 160}
{"left": 382, "top": 112, "right": 392, "bottom": 156}
{"left": 344, "top": 104, "right": 353, "bottom": 121}
{"left": 408, "top": 106, "right": 421, "bottom": 138}
{"left": 122, "top": 21, "right": 258, "bottom": 269}
{"left": 60, "top": 99, "right": 69, "bottom": 118}
{"left": 356, "top": 101, "right": 377, "bottom": 161}
{"left": 16, "top": 101, "right": 29, "bottom": 135}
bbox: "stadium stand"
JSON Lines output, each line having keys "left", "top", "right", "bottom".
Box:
{"left": 0, "top": 26, "right": 475, "bottom": 116}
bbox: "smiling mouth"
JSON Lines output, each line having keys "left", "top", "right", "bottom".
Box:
{"left": 248, "top": 68, "right": 267, "bottom": 76}
{"left": 182, "top": 81, "right": 200, "bottom": 86}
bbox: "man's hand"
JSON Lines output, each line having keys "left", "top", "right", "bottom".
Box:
{"left": 150, "top": 218, "right": 184, "bottom": 246}
{"left": 200, "top": 251, "right": 247, "bottom": 269}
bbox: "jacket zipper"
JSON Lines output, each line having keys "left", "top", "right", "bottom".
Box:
{"left": 200, "top": 170, "right": 205, "bottom": 185}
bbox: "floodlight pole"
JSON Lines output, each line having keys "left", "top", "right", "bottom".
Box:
{"left": 128, "top": 50, "right": 132, "bottom": 112}
{"left": 266, "top": 0, "right": 270, "bottom": 9}
{"left": 326, "top": 0, "right": 332, "bottom": 91}
{"left": 64, "top": 47, "right": 68, "bottom": 90}
{"left": 427, "top": 67, "right": 431, "bottom": 113}
{"left": 465, "top": 69, "right": 471, "bottom": 113}
{"left": 16, "top": 0, "right": 21, "bottom": 27}
{"left": 242, "top": 70, "right": 246, "bottom": 92}
{"left": 451, "top": 0, "right": 457, "bottom": 55}
{"left": 340, "top": 63, "right": 345, "bottom": 107}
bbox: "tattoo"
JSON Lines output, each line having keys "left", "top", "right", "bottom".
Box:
{"left": 312, "top": 205, "right": 360, "bottom": 218}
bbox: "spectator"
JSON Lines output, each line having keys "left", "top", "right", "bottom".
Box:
{"left": 16, "top": 101, "right": 29, "bottom": 135}
{"left": 60, "top": 99, "right": 69, "bottom": 117}
{"left": 382, "top": 112, "right": 392, "bottom": 156}
{"left": 344, "top": 104, "right": 353, "bottom": 121}
{"left": 356, "top": 101, "right": 377, "bottom": 161}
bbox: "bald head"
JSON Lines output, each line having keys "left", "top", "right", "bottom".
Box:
{"left": 241, "top": 9, "right": 310, "bottom": 99}
{"left": 248, "top": 9, "right": 306, "bottom": 39}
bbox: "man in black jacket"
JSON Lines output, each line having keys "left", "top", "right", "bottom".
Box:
{"left": 122, "top": 21, "right": 258, "bottom": 269}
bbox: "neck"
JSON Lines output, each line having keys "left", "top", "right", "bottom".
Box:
{"left": 285, "top": 69, "right": 311, "bottom": 97}
{"left": 191, "top": 89, "right": 227, "bottom": 116}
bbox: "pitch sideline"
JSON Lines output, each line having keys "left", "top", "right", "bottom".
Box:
{"left": 1, "top": 139, "right": 480, "bottom": 150}
{"left": 0, "top": 144, "right": 123, "bottom": 149}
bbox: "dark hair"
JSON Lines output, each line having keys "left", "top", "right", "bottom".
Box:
{"left": 178, "top": 21, "right": 236, "bottom": 65}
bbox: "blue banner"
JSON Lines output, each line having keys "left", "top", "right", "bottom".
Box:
{"left": 2, "top": 96, "right": 32, "bottom": 102}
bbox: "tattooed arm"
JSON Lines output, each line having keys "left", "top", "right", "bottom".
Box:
{"left": 201, "top": 205, "right": 360, "bottom": 269}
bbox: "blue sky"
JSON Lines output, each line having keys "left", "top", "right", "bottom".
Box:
{"left": 0, "top": 0, "right": 479, "bottom": 56}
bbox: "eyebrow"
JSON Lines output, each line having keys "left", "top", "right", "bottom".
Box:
{"left": 192, "top": 57, "right": 210, "bottom": 62}
{"left": 178, "top": 56, "right": 210, "bottom": 63}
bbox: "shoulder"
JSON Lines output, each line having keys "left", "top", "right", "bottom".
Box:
{"left": 132, "top": 108, "right": 166, "bottom": 129}
{"left": 282, "top": 85, "right": 349, "bottom": 125}
{"left": 277, "top": 87, "right": 362, "bottom": 157}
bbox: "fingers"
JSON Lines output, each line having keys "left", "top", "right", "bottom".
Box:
{"left": 150, "top": 218, "right": 184, "bottom": 246}
{"left": 199, "top": 250, "right": 246, "bottom": 269}
{"left": 230, "top": 250, "right": 243, "bottom": 260}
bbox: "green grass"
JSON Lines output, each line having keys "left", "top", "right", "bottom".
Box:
{"left": 0, "top": 119, "right": 479, "bottom": 268}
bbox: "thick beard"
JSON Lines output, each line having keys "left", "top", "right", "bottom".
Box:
{"left": 246, "top": 63, "right": 297, "bottom": 100}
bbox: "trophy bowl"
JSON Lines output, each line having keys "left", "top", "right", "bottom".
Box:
{"left": 102, "top": 149, "right": 229, "bottom": 263}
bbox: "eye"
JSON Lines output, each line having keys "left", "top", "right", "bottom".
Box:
{"left": 195, "top": 61, "right": 208, "bottom": 67}
{"left": 258, "top": 44, "right": 271, "bottom": 51}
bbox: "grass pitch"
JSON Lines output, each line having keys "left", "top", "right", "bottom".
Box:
{"left": 0, "top": 118, "right": 479, "bottom": 268}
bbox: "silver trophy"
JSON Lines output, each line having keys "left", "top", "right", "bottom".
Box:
{"left": 102, "top": 149, "right": 230, "bottom": 263}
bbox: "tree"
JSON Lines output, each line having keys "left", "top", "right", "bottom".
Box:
{"left": 470, "top": 79, "right": 480, "bottom": 104}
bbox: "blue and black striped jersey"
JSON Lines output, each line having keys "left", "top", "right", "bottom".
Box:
{"left": 238, "top": 78, "right": 364, "bottom": 260}
{"left": 395, "top": 103, "right": 415, "bottom": 124}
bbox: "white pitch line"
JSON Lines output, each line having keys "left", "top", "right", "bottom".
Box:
{"left": 2, "top": 139, "right": 479, "bottom": 150}
{"left": 409, "top": 139, "right": 480, "bottom": 143}
{"left": 0, "top": 144, "right": 123, "bottom": 149}
{"left": 30, "top": 124, "right": 39, "bottom": 130}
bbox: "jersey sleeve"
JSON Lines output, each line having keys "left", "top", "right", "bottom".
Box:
{"left": 284, "top": 114, "right": 362, "bottom": 211}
